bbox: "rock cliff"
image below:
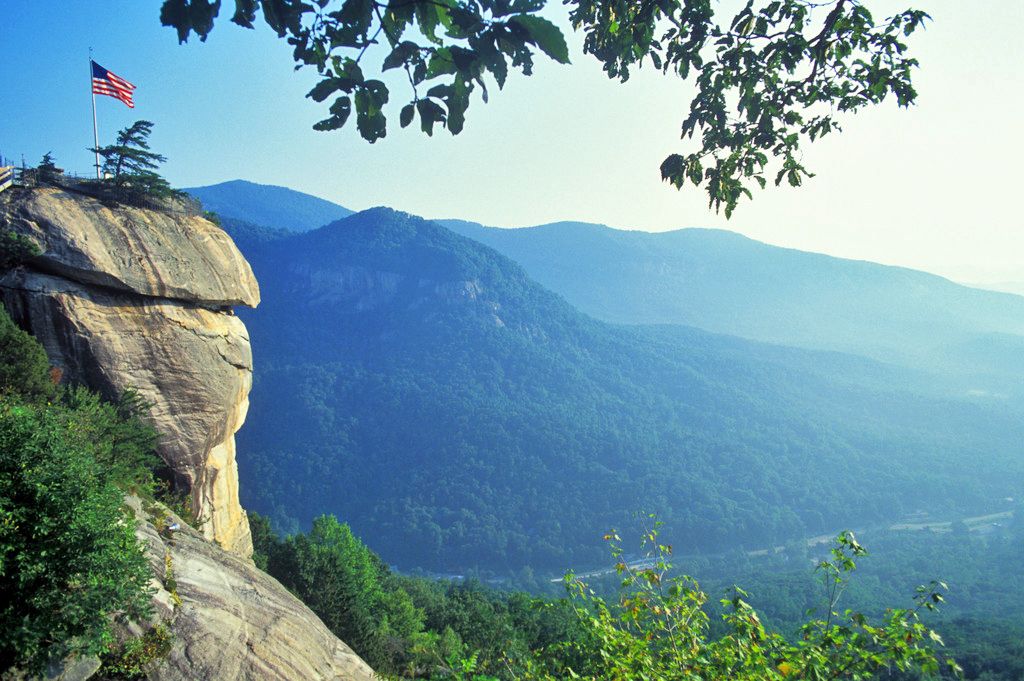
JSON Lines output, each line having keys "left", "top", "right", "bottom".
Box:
{"left": 0, "top": 187, "right": 256, "bottom": 554}
{"left": 127, "top": 497, "right": 375, "bottom": 681}
{"left": 0, "top": 186, "right": 375, "bottom": 679}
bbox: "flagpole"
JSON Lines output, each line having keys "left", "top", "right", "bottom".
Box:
{"left": 89, "top": 48, "right": 100, "bottom": 179}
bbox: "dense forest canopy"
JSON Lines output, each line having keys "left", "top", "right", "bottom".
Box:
{"left": 214, "top": 206, "right": 1024, "bottom": 575}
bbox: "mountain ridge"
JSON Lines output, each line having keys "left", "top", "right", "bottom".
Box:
{"left": 223, "top": 204, "right": 1024, "bottom": 574}
{"left": 184, "top": 179, "right": 353, "bottom": 233}
{"left": 436, "top": 218, "right": 1024, "bottom": 377}
{"left": 193, "top": 179, "right": 1024, "bottom": 380}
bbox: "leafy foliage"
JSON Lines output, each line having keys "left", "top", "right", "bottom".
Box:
{"left": 161, "top": 0, "right": 927, "bottom": 214}
{"left": 575, "top": 518, "right": 1024, "bottom": 680}
{"left": 252, "top": 510, "right": 587, "bottom": 678}
{"left": 0, "top": 308, "right": 55, "bottom": 401}
{"left": 58, "top": 387, "right": 162, "bottom": 496}
{"left": 254, "top": 512, "right": 969, "bottom": 679}
{"left": 97, "top": 624, "right": 174, "bottom": 680}
{"left": 521, "top": 526, "right": 959, "bottom": 680}
{"left": 0, "top": 307, "right": 161, "bottom": 675}
{"left": 254, "top": 513, "right": 422, "bottom": 671}
{"left": 0, "top": 229, "right": 40, "bottom": 274}
{"left": 0, "top": 396, "right": 154, "bottom": 673}
{"left": 291, "top": 515, "right": 421, "bottom": 668}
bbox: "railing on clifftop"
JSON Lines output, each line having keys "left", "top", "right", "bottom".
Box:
{"left": 5, "top": 169, "right": 203, "bottom": 217}
{"left": 0, "top": 166, "right": 13, "bottom": 194}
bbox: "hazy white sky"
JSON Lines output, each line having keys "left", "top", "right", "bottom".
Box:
{"left": 2, "top": 1, "right": 1021, "bottom": 284}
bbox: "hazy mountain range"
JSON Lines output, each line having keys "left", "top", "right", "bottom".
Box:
{"left": 183, "top": 181, "right": 1024, "bottom": 574}
{"left": 436, "top": 220, "right": 1024, "bottom": 383}
{"left": 187, "top": 181, "right": 1024, "bottom": 376}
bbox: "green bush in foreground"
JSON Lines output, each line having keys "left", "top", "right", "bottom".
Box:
{"left": 0, "top": 306, "right": 165, "bottom": 674}
{"left": 517, "top": 526, "right": 960, "bottom": 681}
{"left": 254, "top": 508, "right": 961, "bottom": 680}
{"left": 0, "top": 308, "right": 54, "bottom": 401}
{"left": 0, "top": 396, "right": 154, "bottom": 673}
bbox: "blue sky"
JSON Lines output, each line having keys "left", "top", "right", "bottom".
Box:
{"left": 2, "top": 1, "right": 1022, "bottom": 286}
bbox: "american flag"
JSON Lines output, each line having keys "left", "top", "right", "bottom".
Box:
{"left": 91, "top": 61, "right": 135, "bottom": 108}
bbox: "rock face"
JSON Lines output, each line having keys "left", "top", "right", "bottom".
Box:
{"left": 0, "top": 187, "right": 258, "bottom": 554}
{"left": 127, "top": 497, "right": 375, "bottom": 681}
{"left": 1, "top": 187, "right": 375, "bottom": 678}
{"left": 5, "top": 187, "right": 259, "bottom": 307}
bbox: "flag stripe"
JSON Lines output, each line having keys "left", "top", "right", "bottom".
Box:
{"left": 92, "top": 82, "right": 133, "bottom": 96}
{"left": 106, "top": 72, "right": 135, "bottom": 90}
{"left": 91, "top": 61, "right": 135, "bottom": 108}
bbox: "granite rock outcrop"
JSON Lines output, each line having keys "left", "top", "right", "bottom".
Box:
{"left": 1, "top": 185, "right": 376, "bottom": 679}
{"left": 0, "top": 186, "right": 257, "bottom": 554}
{"left": 126, "top": 497, "right": 375, "bottom": 681}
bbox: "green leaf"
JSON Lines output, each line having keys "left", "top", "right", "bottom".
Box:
{"left": 260, "top": 0, "right": 294, "bottom": 37}
{"left": 507, "top": 15, "right": 570, "bottom": 64}
{"left": 426, "top": 48, "right": 457, "bottom": 77}
{"left": 312, "top": 95, "right": 352, "bottom": 131}
{"left": 230, "top": 0, "right": 258, "bottom": 28}
{"left": 415, "top": 1, "right": 444, "bottom": 43}
{"left": 426, "top": 84, "right": 453, "bottom": 98}
{"left": 187, "top": 0, "right": 221, "bottom": 39}
{"left": 308, "top": 78, "right": 342, "bottom": 103}
{"left": 400, "top": 103, "right": 415, "bottom": 128}
{"left": 383, "top": 41, "right": 420, "bottom": 71}
{"left": 354, "top": 88, "right": 387, "bottom": 141}
{"left": 445, "top": 78, "right": 471, "bottom": 134}
{"left": 160, "top": 0, "right": 193, "bottom": 42}
{"left": 416, "top": 99, "right": 446, "bottom": 135}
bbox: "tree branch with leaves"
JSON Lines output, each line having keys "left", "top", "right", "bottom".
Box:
{"left": 161, "top": 0, "right": 928, "bottom": 216}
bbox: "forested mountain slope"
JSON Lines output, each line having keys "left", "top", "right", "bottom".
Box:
{"left": 185, "top": 178, "right": 1024, "bottom": 387}
{"left": 439, "top": 220, "right": 1024, "bottom": 384}
{"left": 222, "top": 208, "right": 1024, "bottom": 574}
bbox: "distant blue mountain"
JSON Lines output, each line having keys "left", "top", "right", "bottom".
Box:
{"left": 188, "top": 178, "right": 1024, "bottom": 384}
{"left": 437, "top": 219, "right": 1024, "bottom": 376}
{"left": 184, "top": 179, "right": 352, "bottom": 232}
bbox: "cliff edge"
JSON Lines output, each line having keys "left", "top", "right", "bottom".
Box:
{"left": 0, "top": 185, "right": 375, "bottom": 680}
{"left": 127, "top": 497, "right": 374, "bottom": 680}
{"left": 0, "top": 186, "right": 256, "bottom": 554}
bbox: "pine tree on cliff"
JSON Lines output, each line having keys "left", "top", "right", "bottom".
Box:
{"left": 91, "top": 120, "right": 177, "bottom": 201}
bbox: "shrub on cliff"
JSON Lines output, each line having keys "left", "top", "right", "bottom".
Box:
{"left": 0, "top": 396, "right": 154, "bottom": 674}
{"left": 0, "top": 307, "right": 160, "bottom": 674}
{"left": 90, "top": 120, "right": 180, "bottom": 203}
{"left": 0, "top": 308, "right": 54, "bottom": 400}
{"left": 0, "top": 230, "right": 40, "bottom": 273}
